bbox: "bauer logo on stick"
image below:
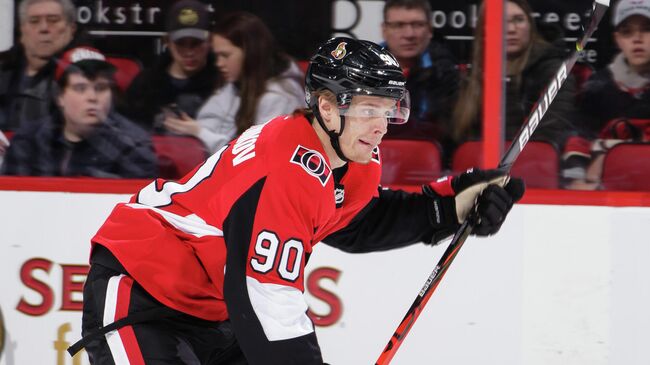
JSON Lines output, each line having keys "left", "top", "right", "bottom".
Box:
{"left": 291, "top": 145, "right": 332, "bottom": 186}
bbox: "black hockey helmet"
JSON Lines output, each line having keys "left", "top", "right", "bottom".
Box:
{"left": 305, "top": 37, "right": 410, "bottom": 161}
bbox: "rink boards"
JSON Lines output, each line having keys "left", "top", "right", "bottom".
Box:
{"left": 0, "top": 188, "right": 649, "bottom": 365}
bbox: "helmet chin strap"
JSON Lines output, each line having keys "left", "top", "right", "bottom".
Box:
{"left": 313, "top": 107, "right": 350, "bottom": 162}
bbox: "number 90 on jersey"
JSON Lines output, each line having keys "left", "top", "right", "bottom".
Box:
{"left": 250, "top": 230, "right": 304, "bottom": 283}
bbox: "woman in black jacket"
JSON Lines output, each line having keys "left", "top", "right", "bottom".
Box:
{"left": 452, "top": 0, "right": 581, "bottom": 150}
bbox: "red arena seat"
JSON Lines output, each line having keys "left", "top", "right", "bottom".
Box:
{"left": 571, "top": 62, "right": 594, "bottom": 93}
{"left": 1, "top": 131, "right": 14, "bottom": 140}
{"left": 297, "top": 60, "right": 310, "bottom": 75}
{"left": 452, "top": 140, "right": 560, "bottom": 189}
{"left": 601, "top": 143, "right": 650, "bottom": 191}
{"left": 379, "top": 139, "right": 442, "bottom": 186}
{"left": 106, "top": 55, "right": 142, "bottom": 92}
{"left": 152, "top": 135, "right": 209, "bottom": 180}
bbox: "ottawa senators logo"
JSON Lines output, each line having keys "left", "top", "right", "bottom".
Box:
{"left": 291, "top": 145, "right": 332, "bottom": 186}
{"left": 331, "top": 42, "right": 347, "bottom": 60}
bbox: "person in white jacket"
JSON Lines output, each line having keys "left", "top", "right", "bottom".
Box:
{"left": 163, "top": 11, "right": 306, "bottom": 153}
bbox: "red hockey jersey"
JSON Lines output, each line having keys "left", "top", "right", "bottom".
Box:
{"left": 92, "top": 113, "right": 439, "bottom": 364}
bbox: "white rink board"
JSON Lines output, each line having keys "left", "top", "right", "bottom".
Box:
{"left": 0, "top": 190, "right": 649, "bottom": 365}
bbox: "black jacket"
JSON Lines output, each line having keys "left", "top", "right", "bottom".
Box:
{"left": 125, "top": 51, "right": 219, "bottom": 132}
{"left": 0, "top": 33, "right": 90, "bottom": 131}
{"left": 386, "top": 40, "right": 460, "bottom": 141}
{"left": 2, "top": 111, "right": 158, "bottom": 178}
{"left": 578, "top": 55, "right": 650, "bottom": 138}
{"left": 504, "top": 41, "right": 581, "bottom": 149}
{"left": 0, "top": 45, "right": 60, "bottom": 131}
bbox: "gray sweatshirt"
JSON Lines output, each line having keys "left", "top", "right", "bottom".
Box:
{"left": 196, "top": 61, "right": 306, "bottom": 153}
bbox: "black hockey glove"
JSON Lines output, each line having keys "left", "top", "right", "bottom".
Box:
{"left": 423, "top": 168, "right": 525, "bottom": 244}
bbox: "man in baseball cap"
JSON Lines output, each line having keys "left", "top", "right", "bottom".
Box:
{"left": 570, "top": 0, "right": 650, "bottom": 189}
{"left": 1, "top": 45, "right": 158, "bottom": 178}
{"left": 610, "top": 0, "right": 650, "bottom": 75}
{"left": 123, "top": 0, "right": 217, "bottom": 132}
{"left": 54, "top": 46, "right": 115, "bottom": 81}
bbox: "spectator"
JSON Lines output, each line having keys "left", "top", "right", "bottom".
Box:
{"left": 0, "top": 0, "right": 77, "bottom": 131}
{"left": 572, "top": 0, "right": 650, "bottom": 189}
{"left": 452, "top": 0, "right": 581, "bottom": 151}
{"left": 125, "top": 0, "right": 219, "bottom": 132}
{"left": 1, "top": 47, "right": 157, "bottom": 178}
{"left": 580, "top": 0, "right": 650, "bottom": 133}
{"left": 163, "top": 11, "right": 305, "bottom": 154}
{"left": 381, "top": 0, "right": 460, "bottom": 147}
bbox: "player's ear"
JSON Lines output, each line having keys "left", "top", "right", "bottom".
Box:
{"left": 318, "top": 95, "right": 338, "bottom": 128}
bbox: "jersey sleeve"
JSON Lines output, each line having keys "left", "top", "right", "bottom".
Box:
{"left": 322, "top": 187, "right": 443, "bottom": 253}
{"left": 222, "top": 161, "right": 326, "bottom": 364}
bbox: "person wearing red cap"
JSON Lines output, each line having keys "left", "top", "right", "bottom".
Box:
{"left": 1, "top": 46, "right": 158, "bottom": 178}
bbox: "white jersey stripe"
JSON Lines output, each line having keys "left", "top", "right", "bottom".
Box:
{"left": 246, "top": 276, "right": 314, "bottom": 341}
{"left": 103, "top": 274, "right": 131, "bottom": 365}
{"left": 126, "top": 203, "right": 223, "bottom": 238}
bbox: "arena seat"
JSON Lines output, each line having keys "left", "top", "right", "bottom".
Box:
{"left": 152, "top": 135, "right": 209, "bottom": 180}
{"left": 379, "top": 139, "right": 442, "bottom": 186}
{"left": 297, "top": 60, "right": 309, "bottom": 75}
{"left": 106, "top": 55, "right": 142, "bottom": 92}
{"left": 1, "top": 131, "right": 13, "bottom": 140}
{"left": 571, "top": 62, "right": 594, "bottom": 93}
{"left": 601, "top": 143, "right": 650, "bottom": 191}
{"left": 452, "top": 140, "right": 560, "bottom": 189}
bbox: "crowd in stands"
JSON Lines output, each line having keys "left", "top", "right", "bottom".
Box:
{"left": 0, "top": 0, "right": 648, "bottom": 190}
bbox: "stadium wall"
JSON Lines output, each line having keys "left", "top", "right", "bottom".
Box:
{"left": 0, "top": 180, "right": 648, "bottom": 365}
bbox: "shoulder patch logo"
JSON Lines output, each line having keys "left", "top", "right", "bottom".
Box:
{"left": 291, "top": 145, "right": 332, "bottom": 186}
{"left": 331, "top": 42, "right": 347, "bottom": 60}
{"left": 371, "top": 146, "right": 380, "bottom": 164}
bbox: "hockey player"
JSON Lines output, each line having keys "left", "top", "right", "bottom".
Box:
{"left": 71, "top": 37, "right": 524, "bottom": 364}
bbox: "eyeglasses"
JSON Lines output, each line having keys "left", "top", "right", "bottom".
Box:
{"left": 384, "top": 20, "right": 430, "bottom": 32}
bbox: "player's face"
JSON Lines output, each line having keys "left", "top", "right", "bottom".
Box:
{"left": 168, "top": 37, "right": 210, "bottom": 76}
{"left": 58, "top": 73, "right": 112, "bottom": 139}
{"left": 20, "top": 0, "right": 75, "bottom": 61}
{"left": 505, "top": 1, "right": 531, "bottom": 59}
{"left": 337, "top": 95, "right": 394, "bottom": 164}
{"left": 212, "top": 34, "right": 244, "bottom": 83}
{"left": 382, "top": 7, "right": 432, "bottom": 63}
{"left": 615, "top": 15, "right": 650, "bottom": 71}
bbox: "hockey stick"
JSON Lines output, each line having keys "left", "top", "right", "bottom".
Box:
{"left": 375, "top": 1, "right": 610, "bottom": 363}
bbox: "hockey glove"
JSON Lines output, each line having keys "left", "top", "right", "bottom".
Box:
{"left": 423, "top": 168, "right": 525, "bottom": 244}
